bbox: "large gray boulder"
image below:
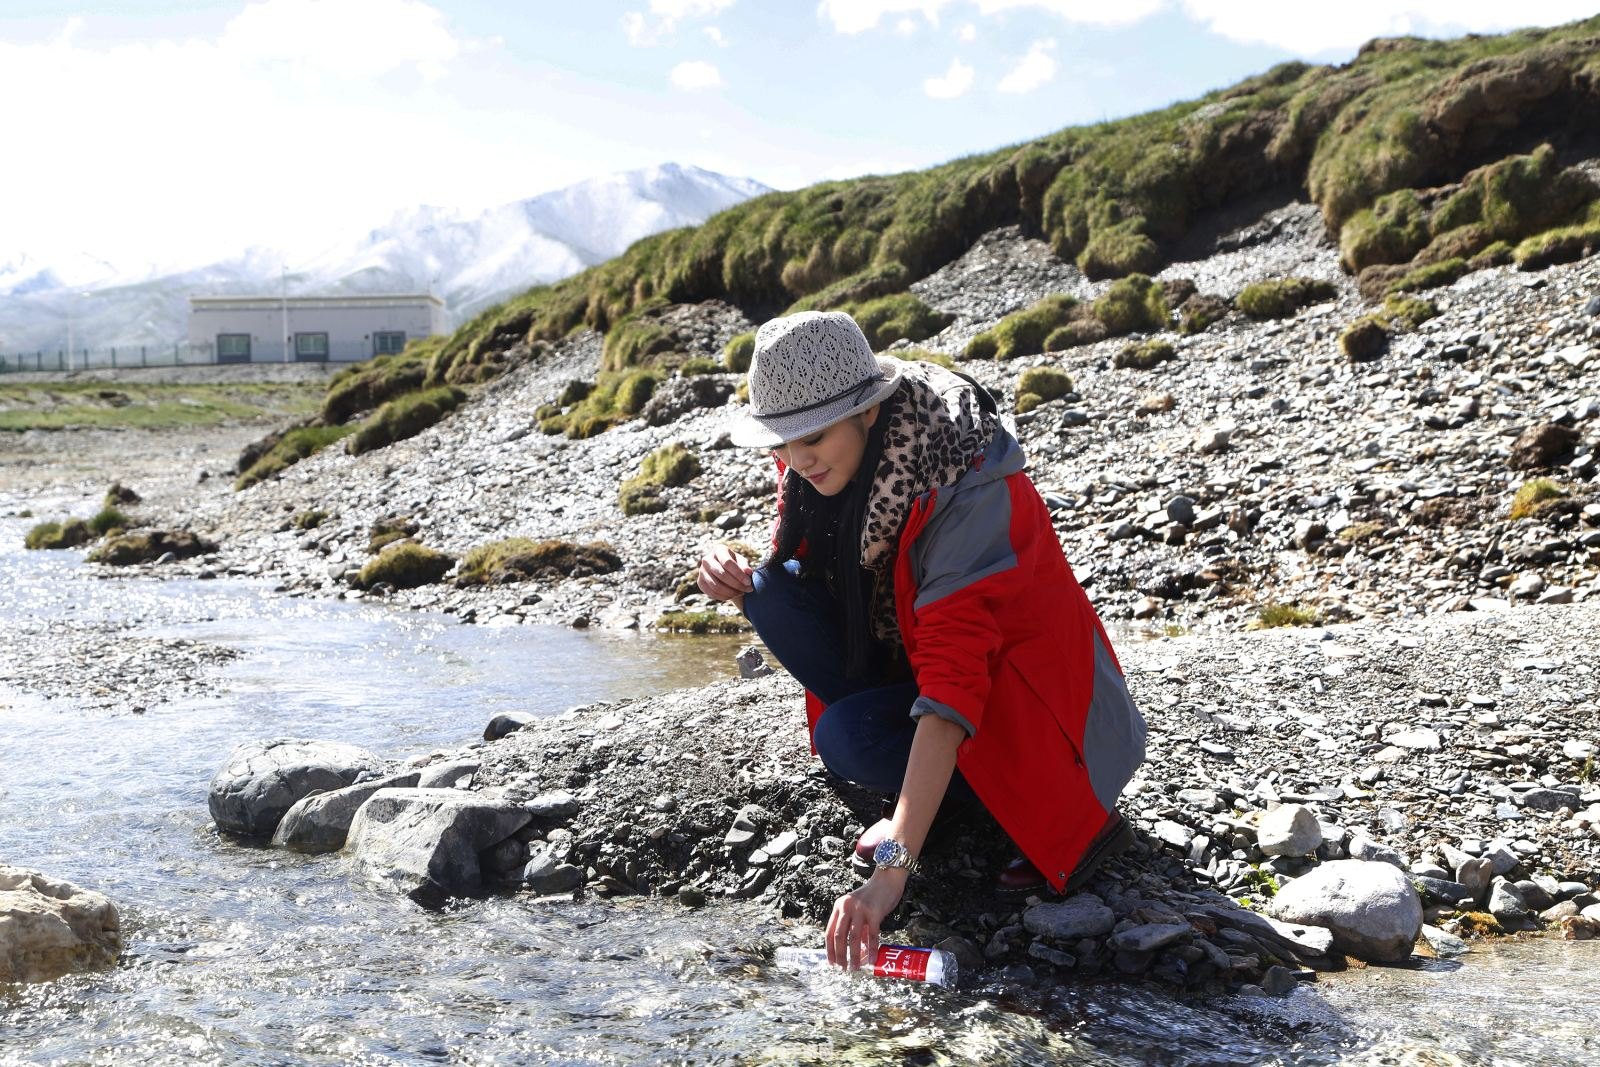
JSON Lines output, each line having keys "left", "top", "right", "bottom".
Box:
{"left": 271, "top": 770, "right": 422, "bottom": 854}
{"left": 1257, "top": 804, "right": 1323, "bottom": 858}
{"left": 1023, "top": 894, "right": 1116, "bottom": 941}
{"left": 1269, "top": 859, "right": 1422, "bottom": 963}
{"left": 0, "top": 866, "right": 122, "bottom": 984}
{"left": 209, "top": 739, "right": 387, "bottom": 838}
{"left": 345, "top": 788, "right": 533, "bottom": 905}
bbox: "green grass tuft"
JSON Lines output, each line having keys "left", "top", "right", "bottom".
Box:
{"left": 293, "top": 509, "right": 329, "bottom": 531}
{"left": 1250, "top": 602, "right": 1320, "bottom": 629}
{"left": 235, "top": 425, "right": 356, "bottom": 491}
{"left": 1235, "top": 277, "right": 1337, "bottom": 319}
{"left": 1178, "top": 293, "right": 1231, "bottom": 334}
{"left": 1092, "top": 274, "right": 1169, "bottom": 335}
{"left": 1113, "top": 339, "right": 1176, "bottom": 370}
{"left": 1386, "top": 257, "right": 1469, "bottom": 294}
{"left": 355, "top": 543, "right": 455, "bottom": 590}
{"left": 655, "top": 610, "right": 752, "bottom": 634}
{"left": 1016, "top": 366, "right": 1074, "bottom": 407}
{"left": 456, "top": 537, "right": 622, "bottom": 585}
{"left": 321, "top": 350, "right": 429, "bottom": 424}
{"left": 88, "top": 506, "right": 129, "bottom": 536}
{"left": 838, "top": 293, "right": 953, "bottom": 349}
{"left": 724, "top": 332, "right": 755, "bottom": 372}
{"left": 961, "top": 294, "right": 1078, "bottom": 360}
{"left": 619, "top": 443, "right": 702, "bottom": 516}
{"left": 539, "top": 368, "right": 661, "bottom": 439}
{"left": 24, "top": 519, "right": 92, "bottom": 550}
{"left": 347, "top": 386, "right": 467, "bottom": 456}
{"left": 1509, "top": 478, "right": 1565, "bottom": 520}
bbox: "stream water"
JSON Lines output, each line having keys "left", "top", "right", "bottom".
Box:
{"left": 1, "top": 515, "right": 1597, "bottom": 1066}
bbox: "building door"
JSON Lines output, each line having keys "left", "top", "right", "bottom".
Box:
{"left": 294, "top": 332, "right": 329, "bottom": 363}
{"left": 372, "top": 331, "right": 407, "bottom": 357}
{"left": 217, "top": 334, "right": 252, "bottom": 364}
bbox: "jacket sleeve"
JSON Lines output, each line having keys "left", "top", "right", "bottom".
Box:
{"left": 905, "top": 478, "right": 1024, "bottom": 737}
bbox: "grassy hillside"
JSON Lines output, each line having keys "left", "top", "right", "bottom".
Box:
{"left": 234, "top": 16, "right": 1600, "bottom": 486}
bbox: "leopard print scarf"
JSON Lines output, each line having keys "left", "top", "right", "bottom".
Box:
{"left": 859, "top": 361, "right": 1000, "bottom": 650}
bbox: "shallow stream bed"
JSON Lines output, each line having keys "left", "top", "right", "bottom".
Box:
{"left": 1, "top": 515, "right": 1596, "bottom": 1065}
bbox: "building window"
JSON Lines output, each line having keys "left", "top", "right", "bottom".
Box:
{"left": 294, "top": 332, "right": 329, "bottom": 362}
{"left": 372, "top": 331, "right": 406, "bottom": 356}
{"left": 217, "top": 333, "right": 251, "bottom": 364}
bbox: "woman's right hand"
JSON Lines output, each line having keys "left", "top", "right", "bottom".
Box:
{"left": 697, "top": 544, "right": 755, "bottom": 605}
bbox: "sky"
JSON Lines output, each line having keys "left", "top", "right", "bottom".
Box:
{"left": 2, "top": 0, "right": 1597, "bottom": 274}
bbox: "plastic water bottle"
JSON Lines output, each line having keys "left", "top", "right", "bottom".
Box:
{"left": 774, "top": 944, "right": 958, "bottom": 987}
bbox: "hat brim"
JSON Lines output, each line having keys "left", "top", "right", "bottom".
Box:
{"left": 729, "top": 357, "right": 904, "bottom": 448}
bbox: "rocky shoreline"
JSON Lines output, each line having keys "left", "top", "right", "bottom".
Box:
{"left": 200, "top": 598, "right": 1600, "bottom": 997}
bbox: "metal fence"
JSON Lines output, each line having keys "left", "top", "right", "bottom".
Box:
{"left": 0, "top": 344, "right": 370, "bottom": 374}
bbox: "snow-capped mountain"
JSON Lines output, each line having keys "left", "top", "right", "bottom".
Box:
{"left": 0, "top": 164, "right": 771, "bottom": 353}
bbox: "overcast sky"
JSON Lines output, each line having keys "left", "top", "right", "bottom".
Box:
{"left": 2, "top": 1, "right": 1596, "bottom": 272}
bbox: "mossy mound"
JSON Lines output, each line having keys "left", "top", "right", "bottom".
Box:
{"left": 89, "top": 506, "right": 130, "bottom": 536}
{"left": 963, "top": 295, "right": 1079, "bottom": 360}
{"left": 679, "top": 357, "right": 721, "bottom": 376}
{"left": 538, "top": 368, "right": 662, "bottom": 439}
{"left": 235, "top": 424, "right": 356, "bottom": 491}
{"left": 1044, "top": 320, "right": 1108, "bottom": 351}
{"left": 1014, "top": 367, "right": 1074, "bottom": 414}
{"left": 347, "top": 386, "right": 467, "bottom": 456}
{"left": 620, "top": 444, "right": 703, "bottom": 516}
{"left": 1248, "top": 602, "right": 1320, "bottom": 629}
{"left": 1509, "top": 478, "right": 1567, "bottom": 519}
{"left": 355, "top": 543, "right": 455, "bottom": 590}
{"left": 655, "top": 610, "right": 752, "bottom": 635}
{"left": 88, "top": 528, "right": 218, "bottom": 566}
{"left": 1178, "top": 293, "right": 1231, "bottom": 334}
{"left": 24, "top": 519, "right": 92, "bottom": 550}
{"left": 1092, "top": 275, "right": 1169, "bottom": 335}
{"left": 1339, "top": 293, "right": 1439, "bottom": 361}
{"left": 1339, "top": 318, "right": 1390, "bottom": 361}
{"left": 1235, "top": 277, "right": 1337, "bottom": 320}
{"left": 785, "top": 262, "right": 912, "bottom": 314}
{"left": 885, "top": 347, "right": 956, "bottom": 369}
{"left": 457, "top": 538, "right": 623, "bottom": 585}
{"left": 838, "top": 293, "right": 953, "bottom": 349}
{"left": 1513, "top": 199, "right": 1600, "bottom": 269}
{"left": 104, "top": 482, "right": 140, "bottom": 507}
{"left": 293, "top": 509, "right": 329, "bottom": 531}
{"left": 724, "top": 332, "right": 755, "bottom": 372}
{"left": 1113, "top": 339, "right": 1177, "bottom": 370}
{"left": 322, "top": 350, "right": 430, "bottom": 424}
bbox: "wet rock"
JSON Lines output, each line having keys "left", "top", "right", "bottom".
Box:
{"left": 1023, "top": 894, "right": 1115, "bottom": 941}
{"left": 271, "top": 769, "right": 423, "bottom": 854}
{"left": 0, "top": 866, "right": 122, "bottom": 984}
{"left": 89, "top": 528, "right": 218, "bottom": 566}
{"left": 1488, "top": 878, "right": 1530, "bottom": 923}
{"left": 208, "top": 738, "right": 387, "bottom": 838}
{"left": 1521, "top": 788, "right": 1580, "bottom": 813}
{"left": 1107, "top": 922, "right": 1191, "bottom": 953}
{"left": 736, "top": 646, "right": 774, "bottom": 679}
{"left": 1260, "top": 965, "right": 1299, "bottom": 997}
{"left": 522, "top": 845, "right": 585, "bottom": 896}
{"left": 346, "top": 788, "right": 532, "bottom": 904}
{"left": 1258, "top": 804, "right": 1322, "bottom": 858}
{"left": 1269, "top": 859, "right": 1422, "bottom": 963}
{"left": 484, "top": 713, "right": 535, "bottom": 742}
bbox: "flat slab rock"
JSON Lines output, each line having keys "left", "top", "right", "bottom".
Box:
{"left": 209, "top": 738, "right": 388, "bottom": 838}
{"left": 344, "top": 788, "right": 532, "bottom": 906}
{"left": 0, "top": 865, "right": 122, "bottom": 984}
{"left": 1269, "top": 859, "right": 1423, "bottom": 964}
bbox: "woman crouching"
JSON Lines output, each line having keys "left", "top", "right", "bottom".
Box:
{"left": 696, "top": 311, "right": 1146, "bottom": 971}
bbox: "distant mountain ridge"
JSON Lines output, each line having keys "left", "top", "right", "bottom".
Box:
{"left": 0, "top": 164, "right": 771, "bottom": 353}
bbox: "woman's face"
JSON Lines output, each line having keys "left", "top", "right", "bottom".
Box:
{"left": 775, "top": 405, "right": 880, "bottom": 497}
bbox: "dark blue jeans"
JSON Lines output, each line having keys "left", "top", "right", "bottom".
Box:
{"left": 743, "top": 560, "right": 976, "bottom": 806}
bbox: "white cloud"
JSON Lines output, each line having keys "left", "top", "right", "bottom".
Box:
{"left": 1178, "top": 1, "right": 1600, "bottom": 54}
{"left": 0, "top": 1, "right": 499, "bottom": 267}
{"left": 997, "top": 38, "right": 1057, "bottom": 93}
{"left": 223, "top": 0, "right": 463, "bottom": 80}
{"left": 670, "top": 59, "right": 726, "bottom": 91}
{"left": 623, "top": 0, "right": 736, "bottom": 46}
{"left": 923, "top": 57, "right": 975, "bottom": 98}
{"left": 895, "top": 16, "right": 920, "bottom": 34}
{"left": 704, "top": 25, "right": 730, "bottom": 46}
{"left": 958, "top": 22, "right": 978, "bottom": 40}
{"left": 817, "top": 0, "right": 953, "bottom": 34}
{"left": 975, "top": 0, "right": 1164, "bottom": 28}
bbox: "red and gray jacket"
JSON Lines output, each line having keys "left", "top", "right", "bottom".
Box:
{"left": 801, "top": 428, "right": 1147, "bottom": 893}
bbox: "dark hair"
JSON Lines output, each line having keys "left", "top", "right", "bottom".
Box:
{"left": 770, "top": 389, "right": 900, "bottom": 680}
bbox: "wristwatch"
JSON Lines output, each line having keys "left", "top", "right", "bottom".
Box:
{"left": 872, "top": 837, "right": 920, "bottom": 874}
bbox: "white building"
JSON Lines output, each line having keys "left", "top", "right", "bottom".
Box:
{"left": 187, "top": 293, "right": 446, "bottom": 364}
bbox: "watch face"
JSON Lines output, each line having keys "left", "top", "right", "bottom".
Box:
{"left": 872, "top": 839, "right": 901, "bottom": 866}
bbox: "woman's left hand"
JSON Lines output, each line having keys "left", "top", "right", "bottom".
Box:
{"left": 826, "top": 869, "right": 907, "bottom": 970}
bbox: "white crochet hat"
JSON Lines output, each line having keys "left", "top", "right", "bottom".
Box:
{"left": 730, "top": 311, "right": 902, "bottom": 448}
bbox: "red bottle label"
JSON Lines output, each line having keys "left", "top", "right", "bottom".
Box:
{"left": 872, "top": 945, "right": 930, "bottom": 982}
